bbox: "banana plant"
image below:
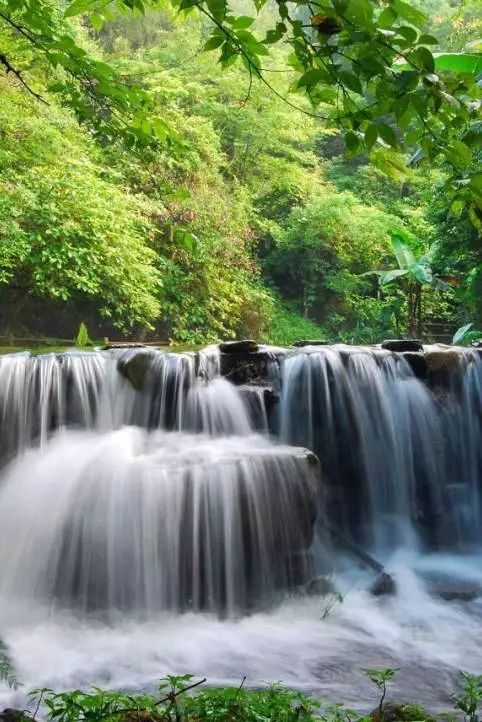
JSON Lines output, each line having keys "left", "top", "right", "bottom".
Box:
{"left": 364, "top": 227, "right": 451, "bottom": 338}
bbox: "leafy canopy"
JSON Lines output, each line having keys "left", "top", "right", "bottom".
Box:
{"left": 2, "top": 0, "right": 478, "bottom": 225}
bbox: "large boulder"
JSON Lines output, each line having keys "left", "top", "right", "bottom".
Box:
{"left": 117, "top": 350, "right": 154, "bottom": 391}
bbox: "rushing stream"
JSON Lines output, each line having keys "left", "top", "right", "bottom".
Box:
{"left": 0, "top": 344, "right": 481, "bottom": 710}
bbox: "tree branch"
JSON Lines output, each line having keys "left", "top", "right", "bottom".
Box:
{"left": 0, "top": 53, "right": 47, "bottom": 103}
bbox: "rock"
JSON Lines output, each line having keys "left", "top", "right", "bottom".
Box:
{"left": 305, "top": 575, "right": 337, "bottom": 596}
{"left": 425, "top": 350, "right": 460, "bottom": 374}
{"left": 104, "top": 342, "right": 148, "bottom": 349}
{"left": 117, "top": 350, "right": 154, "bottom": 391}
{"left": 293, "top": 340, "right": 329, "bottom": 347}
{"left": 422, "top": 571, "right": 481, "bottom": 602}
{"left": 370, "top": 572, "right": 396, "bottom": 596}
{"left": 401, "top": 352, "right": 427, "bottom": 380}
{"left": 0, "top": 711, "right": 32, "bottom": 722}
{"left": 219, "top": 339, "right": 259, "bottom": 354}
{"left": 370, "top": 702, "right": 435, "bottom": 722}
{"left": 381, "top": 339, "right": 423, "bottom": 352}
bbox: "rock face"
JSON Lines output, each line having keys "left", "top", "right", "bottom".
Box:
{"left": 381, "top": 339, "right": 424, "bottom": 352}
{"left": 401, "top": 352, "right": 427, "bottom": 380}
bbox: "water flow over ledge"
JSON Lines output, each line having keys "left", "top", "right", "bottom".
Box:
{"left": 0, "top": 342, "right": 481, "bottom": 705}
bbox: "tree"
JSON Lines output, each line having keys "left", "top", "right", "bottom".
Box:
{"left": 365, "top": 226, "right": 451, "bottom": 337}
{"left": 0, "top": 1, "right": 480, "bottom": 226}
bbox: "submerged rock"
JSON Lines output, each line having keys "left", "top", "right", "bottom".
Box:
{"left": 370, "top": 572, "right": 396, "bottom": 596}
{"left": 305, "top": 575, "right": 337, "bottom": 596}
{"left": 425, "top": 350, "right": 460, "bottom": 374}
{"left": 219, "top": 339, "right": 259, "bottom": 354}
{"left": 422, "top": 572, "right": 481, "bottom": 602}
{"left": 381, "top": 339, "right": 423, "bottom": 352}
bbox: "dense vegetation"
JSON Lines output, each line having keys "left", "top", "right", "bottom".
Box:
{"left": 3, "top": 669, "right": 481, "bottom": 722}
{"left": 0, "top": 0, "right": 480, "bottom": 344}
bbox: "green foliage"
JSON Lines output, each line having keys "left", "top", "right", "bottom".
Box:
{"left": 75, "top": 322, "right": 93, "bottom": 348}
{"left": 0, "top": 638, "right": 20, "bottom": 690}
{"left": 363, "top": 667, "right": 399, "bottom": 720}
{"left": 453, "top": 672, "right": 482, "bottom": 722}
{"left": 266, "top": 301, "right": 326, "bottom": 347}
{"left": 0, "top": 0, "right": 480, "bottom": 343}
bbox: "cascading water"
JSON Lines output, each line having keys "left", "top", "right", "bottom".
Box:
{"left": 0, "top": 342, "right": 482, "bottom": 708}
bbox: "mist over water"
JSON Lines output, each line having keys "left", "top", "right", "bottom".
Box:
{"left": 0, "top": 344, "right": 481, "bottom": 709}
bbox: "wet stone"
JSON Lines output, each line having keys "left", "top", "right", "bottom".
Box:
{"left": 381, "top": 339, "right": 424, "bottom": 352}
{"left": 219, "top": 340, "right": 259, "bottom": 354}
{"left": 293, "top": 340, "right": 329, "bottom": 347}
{"left": 370, "top": 572, "right": 396, "bottom": 596}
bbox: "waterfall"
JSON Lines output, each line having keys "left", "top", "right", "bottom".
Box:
{"left": 0, "top": 342, "right": 482, "bottom": 703}
{"left": 279, "top": 344, "right": 482, "bottom": 556}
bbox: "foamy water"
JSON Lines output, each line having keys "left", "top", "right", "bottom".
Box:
{"left": 1, "top": 552, "right": 482, "bottom": 712}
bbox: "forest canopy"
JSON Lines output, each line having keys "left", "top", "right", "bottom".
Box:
{"left": 0, "top": 0, "right": 481, "bottom": 344}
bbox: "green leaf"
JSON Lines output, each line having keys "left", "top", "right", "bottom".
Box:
{"left": 397, "top": 26, "right": 418, "bottom": 43}
{"left": 231, "top": 16, "right": 255, "bottom": 29}
{"left": 90, "top": 12, "right": 103, "bottom": 31}
{"left": 377, "top": 123, "right": 397, "bottom": 148}
{"left": 452, "top": 323, "right": 473, "bottom": 345}
{"left": 204, "top": 34, "right": 225, "bottom": 51}
{"left": 392, "top": 0, "right": 427, "bottom": 28}
{"left": 416, "top": 46, "right": 435, "bottom": 73}
{"left": 379, "top": 269, "right": 409, "bottom": 285}
{"left": 64, "top": 0, "right": 97, "bottom": 17}
{"left": 206, "top": 0, "right": 226, "bottom": 21}
{"left": 364, "top": 123, "right": 378, "bottom": 151}
{"left": 418, "top": 34, "right": 439, "bottom": 45}
{"left": 433, "top": 53, "right": 482, "bottom": 75}
{"left": 344, "top": 131, "right": 361, "bottom": 153}
{"left": 389, "top": 227, "right": 417, "bottom": 269}
{"left": 339, "top": 72, "right": 363, "bottom": 94}
{"left": 297, "top": 69, "right": 329, "bottom": 89}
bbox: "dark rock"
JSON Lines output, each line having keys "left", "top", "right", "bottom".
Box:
{"left": 422, "top": 571, "right": 481, "bottom": 602}
{"left": 219, "top": 350, "right": 282, "bottom": 385}
{"left": 104, "top": 342, "right": 148, "bottom": 349}
{"left": 381, "top": 339, "right": 423, "bottom": 352}
{"left": 117, "top": 350, "right": 154, "bottom": 391}
{"left": 401, "top": 352, "right": 427, "bottom": 380}
{"left": 370, "top": 571, "right": 396, "bottom": 596}
{"left": 219, "top": 339, "right": 259, "bottom": 354}
{"left": 305, "top": 575, "right": 337, "bottom": 596}
{"left": 293, "top": 340, "right": 329, "bottom": 347}
{"left": 0, "top": 711, "right": 32, "bottom": 722}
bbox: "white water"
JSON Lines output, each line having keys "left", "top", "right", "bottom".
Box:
{"left": 0, "top": 345, "right": 481, "bottom": 711}
{"left": 2, "top": 553, "right": 482, "bottom": 712}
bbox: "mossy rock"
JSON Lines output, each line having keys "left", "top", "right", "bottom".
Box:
{"left": 425, "top": 350, "right": 460, "bottom": 374}
{"left": 371, "top": 702, "right": 436, "bottom": 722}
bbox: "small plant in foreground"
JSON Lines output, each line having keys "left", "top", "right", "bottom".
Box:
{"left": 453, "top": 672, "right": 482, "bottom": 722}
{"left": 363, "top": 668, "right": 399, "bottom": 720}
